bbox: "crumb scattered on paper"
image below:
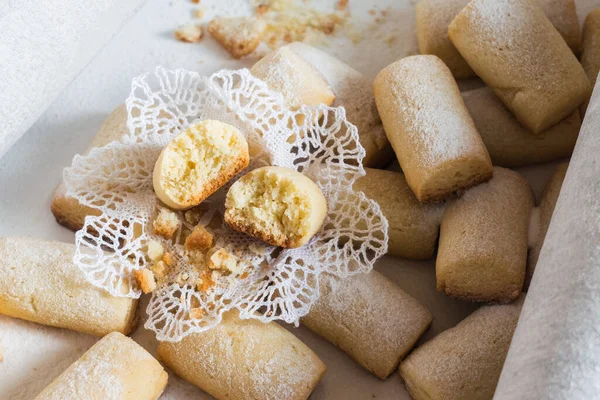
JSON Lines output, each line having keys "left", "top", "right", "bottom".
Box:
{"left": 336, "top": 0, "right": 349, "bottom": 11}
{"left": 207, "top": 16, "right": 266, "bottom": 58}
{"left": 175, "top": 24, "right": 204, "bottom": 43}
{"left": 251, "top": 0, "right": 353, "bottom": 49}
{"left": 194, "top": 8, "right": 205, "bottom": 19}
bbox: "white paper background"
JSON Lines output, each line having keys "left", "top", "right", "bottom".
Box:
{"left": 0, "top": 0, "right": 598, "bottom": 399}
{"left": 0, "top": 0, "right": 146, "bottom": 160}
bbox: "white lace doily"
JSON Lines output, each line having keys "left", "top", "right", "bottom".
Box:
{"left": 64, "top": 66, "right": 388, "bottom": 342}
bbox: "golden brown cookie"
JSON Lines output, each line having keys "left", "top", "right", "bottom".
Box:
{"left": 449, "top": 0, "right": 590, "bottom": 133}
{"left": 303, "top": 272, "right": 432, "bottom": 379}
{"left": 462, "top": 87, "right": 580, "bottom": 167}
{"left": 436, "top": 167, "right": 534, "bottom": 303}
{"left": 374, "top": 55, "right": 492, "bottom": 202}
{"left": 354, "top": 168, "right": 444, "bottom": 259}
{"left": 400, "top": 297, "right": 524, "bottom": 400}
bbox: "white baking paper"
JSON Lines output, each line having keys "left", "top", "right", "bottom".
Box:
{"left": 0, "top": 0, "right": 146, "bottom": 160}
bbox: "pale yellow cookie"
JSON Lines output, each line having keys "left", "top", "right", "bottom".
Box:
{"left": 35, "top": 332, "right": 168, "bottom": 400}
{"left": 158, "top": 310, "right": 326, "bottom": 400}
{"left": 436, "top": 167, "right": 534, "bottom": 303}
{"left": 224, "top": 166, "right": 326, "bottom": 248}
{"left": 153, "top": 120, "right": 249, "bottom": 210}
{"left": 0, "top": 237, "right": 138, "bottom": 336}
{"left": 303, "top": 272, "right": 432, "bottom": 379}
{"left": 250, "top": 46, "right": 335, "bottom": 110}
{"left": 449, "top": 0, "right": 591, "bottom": 133}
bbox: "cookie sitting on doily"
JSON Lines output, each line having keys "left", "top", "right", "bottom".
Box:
{"left": 63, "top": 66, "right": 388, "bottom": 342}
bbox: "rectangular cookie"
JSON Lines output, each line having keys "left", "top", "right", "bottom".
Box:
{"left": 35, "top": 332, "right": 168, "bottom": 400}
{"left": 462, "top": 87, "right": 580, "bottom": 167}
{"left": 286, "top": 42, "right": 393, "bottom": 168}
{"left": 449, "top": 0, "right": 590, "bottom": 133}
{"left": 374, "top": 55, "right": 492, "bottom": 202}
{"left": 436, "top": 167, "right": 534, "bottom": 303}
{"left": 416, "top": 0, "right": 581, "bottom": 79}
{"left": 51, "top": 104, "right": 129, "bottom": 231}
{"left": 302, "top": 271, "right": 432, "bottom": 379}
{"left": 400, "top": 298, "right": 524, "bottom": 400}
{"left": 158, "top": 310, "right": 326, "bottom": 400}
{"left": 355, "top": 168, "right": 444, "bottom": 259}
{"left": 0, "top": 237, "right": 138, "bottom": 336}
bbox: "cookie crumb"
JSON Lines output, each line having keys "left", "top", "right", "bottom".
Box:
{"left": 208, "top": 248, "right": 244, "bottom": 275}
{"left": 194, "top": 8, "right": 205, "bottom": 19}
{"left": 175, "top": 24, "right": 204, "bottom": 43}
{"left": 162, "top": 251, "right": 175, "bottom": 267}
{"left": 150, "top": 261, "right": 168, "bottom": 280}
{"left": 191, "top": 0, "right": 200, "bottom": 4}
{"left": 198, "top": 271, "right": 216, "bottom": 292}
{"left": 256, "top": 3, "right": 269, "bottom": 16}
{"left": 147, "top": 240, "right": 164, "bottom": 261}
{"left": 134, "top": 269, "right": 157, "bottom": 293}
{"left": 153, "top": 208, "right": 180, "bottom": 239}
{"left": 175, "top": 271, "right": 190, "bottom": 286}
{"left": 189, "top": 307, "right": 204, "bottom": 319}
{"left": 207, "top": 16, "right": 266, "bottom": 59}
{"left": 248, "top": 243, "right": 268, "bottom": 256}
{"left": 184, "top": 208, "right": 203, "bottom": 225}
{"left": 186, "top": 225, "right": 213, "bottom": 251}
{"left": 385, "top": 35, "right": 397, "bottom": 46}
{"left": 336, "top": 0, "right": 349, "bottom": 11}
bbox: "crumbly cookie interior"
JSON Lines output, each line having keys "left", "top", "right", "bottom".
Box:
{"left": 227, "top": 169, "right": 312, "bottom": 245}
{"left": 160, "top": 121, "right": 245, "bottom": 205}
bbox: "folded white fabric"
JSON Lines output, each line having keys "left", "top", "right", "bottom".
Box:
{"left": 495, "top": 80, "right": 600, "bottom": 399}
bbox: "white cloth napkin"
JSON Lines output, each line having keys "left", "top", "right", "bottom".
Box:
{"left": 0, "top": 0, "right": 146, "bottom": 160}
{"left": 495, "top": 80, "right": 600, "bottom": 399}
